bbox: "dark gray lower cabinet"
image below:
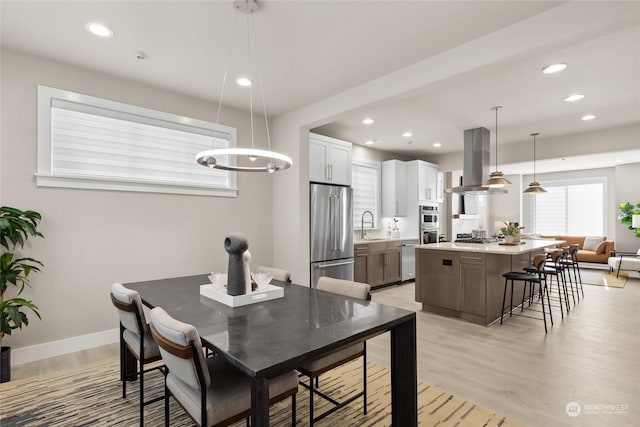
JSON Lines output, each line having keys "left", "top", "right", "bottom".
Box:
{"left": 354, "top": 241, "right": 401, "bottom": 288}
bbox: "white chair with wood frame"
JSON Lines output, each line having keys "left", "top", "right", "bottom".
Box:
{"left": 110, "top": 282, "right": 164, "bottom": 427}
{"left": 149, "top": 306, "right": 298, "bottom": 427}
{"left": 256, "top": 265, "right": 292, "bottom": 283}
{"left": 297, "top": 276, "right": 371, "bottom": 426}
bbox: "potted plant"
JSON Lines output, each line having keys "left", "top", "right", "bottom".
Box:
{"left": 618, "top": 202, "right": 640, "bottom": 238}
{"left": 500, "top": 222, "right": 524, "bottom": 244}
{"left": 0, "top": 206, "right": 44, "bottom": 383}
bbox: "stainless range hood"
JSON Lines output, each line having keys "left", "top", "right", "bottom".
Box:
{"left": 447, "top": 127, "right": 507, "bottom": 194}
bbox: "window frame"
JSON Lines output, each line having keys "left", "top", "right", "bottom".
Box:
{"left": 530, "top": 176, "right": 607, "bottom": 236}
{"left": 352, "top": 157, "right": 381, "bottom": 230}
{"left": 36, "top": 85, "right": 238, "bottom": 197}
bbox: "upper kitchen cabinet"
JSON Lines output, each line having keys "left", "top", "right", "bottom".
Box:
{"left": 309, "top": 133, "right": 352, "bottom": 186}
{"left": 406, "top": 160, "right": 439, "bottom": 204}
{"left": 382, "top": 160, "right": 407, "bottom": 217}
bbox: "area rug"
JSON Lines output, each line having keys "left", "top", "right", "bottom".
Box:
{"left": 0, "top": 357, "right": 520, "bottom": 426}
{"left": 580, "top": 269, "right": 627, "bottom": 288}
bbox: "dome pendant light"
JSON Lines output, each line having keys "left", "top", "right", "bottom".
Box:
{"left": 524, "top": 132, "right": 547, "bottom": 194}
{"left": 483, "top": 106, "right": 511, "bottom": 188}
{"left": 195, "top": 0, "right": 292, "bottom": 173}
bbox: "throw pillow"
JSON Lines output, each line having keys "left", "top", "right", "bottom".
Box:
{"left": 594, "top": 241, "right": 607, "bottom": 254}
{"left": 583, "top": 236, "right": 604, "bottom": 251}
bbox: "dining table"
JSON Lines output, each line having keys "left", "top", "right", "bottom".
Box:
{"left": 124, "top": 274, "right": 418, "bottom": 426}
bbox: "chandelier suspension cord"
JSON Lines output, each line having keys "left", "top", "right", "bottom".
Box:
{"left": 533, "top": 133, "right": 536, "bottom": 181}
{"left": 494, "top": 107, "right": 498, "bottom": 172}
{"left": 210, "top": 9, "right": 239, "bottom": 149}
{"left": 246, "top": 10, "right": 255, "bottom": 151}
{"left": 250, "top": 12, "right": 273, "bottom": 154}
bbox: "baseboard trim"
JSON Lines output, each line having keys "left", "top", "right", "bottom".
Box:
{"left": 11, "top": 328, "right": 119, "bottom": 366}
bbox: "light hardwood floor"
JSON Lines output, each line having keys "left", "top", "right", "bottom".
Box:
{"left": 10, "top": 270, "right": 640, "bottom": 427}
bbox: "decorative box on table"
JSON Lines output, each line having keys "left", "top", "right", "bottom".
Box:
{"left": 200, "top": 283, "right": 284, "bottom": 308}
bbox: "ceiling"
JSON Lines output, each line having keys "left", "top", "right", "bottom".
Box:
{"left": 2, "top": 1, "right": 640, "bottom": 169}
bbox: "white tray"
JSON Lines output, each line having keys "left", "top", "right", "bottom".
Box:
{"left": 200, "top": 283, "right": 284, "bottom": 307}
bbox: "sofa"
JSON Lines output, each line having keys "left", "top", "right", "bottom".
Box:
{"left": 539, "top": 235, "right": 615, "bottom": 263}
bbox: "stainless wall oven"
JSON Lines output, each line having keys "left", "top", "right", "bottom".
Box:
{"left": 420, "top": 204, "right": 439, "bottom": 228}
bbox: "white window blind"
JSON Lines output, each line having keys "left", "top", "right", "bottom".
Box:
{"left": 532, "top": 179, "right": 605, "bottom": 235}
{"left": 352, "top": 159, "right": 380, "bottom": 228}
{"left": 37, "top": 85, "right": 238, "bottom": 197}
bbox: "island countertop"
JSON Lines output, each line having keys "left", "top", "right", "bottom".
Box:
{"left": 416, "top": 239, "right": 564, "bottom": 255}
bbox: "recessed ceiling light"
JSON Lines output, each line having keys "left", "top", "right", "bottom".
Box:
{"left": 362, "top": 118, "right": 374, "bottom": 125}
{"left": 581, "top": 114, "right": 596, "bottom": 121}
{"left": 433, "top": 142, "right": 442, "bottom": 147}
{"left": 235, "top": 77, "right": 252, "bottom": 87}
{"left": 365, "top": 140, "right": 374, "bottom": 145}
{"left": 542, "top": 63, "right": 567, "bottom": 74}
{"left": 402, "top": 132, "right": 413, "bottom": 138}
{"left": 85, "top": 22, "right": 114, "bottom": 38}
{"left": 564, "top": 94, "right": 584, "bottom": 102}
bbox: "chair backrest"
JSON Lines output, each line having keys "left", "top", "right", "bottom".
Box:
{"left": 548, "top": 249, "right": 563, "bottom": 264}
{"left": 533, "top": 254, "right": 547, "bottom": 272}
{"left": 149, "top": 307, "right": 210, "bottom": 391}
{"left": 257, "top": 266, "right": 291, "bottom": 283}
{"left": 317, "top": 277, "right": 371, "bottom": 301}
{"left": 111, "top": 282, "right": 147, "bottom": 335}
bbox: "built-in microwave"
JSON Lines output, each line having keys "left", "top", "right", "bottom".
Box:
{"left": 420, "top": 205, "right": 439, "bottom": 226}
{"left": 422, "top": 229, "right": 438, "bottom": 244}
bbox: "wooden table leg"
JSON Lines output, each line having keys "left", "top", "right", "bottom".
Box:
{"left": 391, "top": 315, "right": 417, "bottom": 426}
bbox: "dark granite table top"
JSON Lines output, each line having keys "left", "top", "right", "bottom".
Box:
{"left": 126, "top": 274, "right": 416, "bottom": 379}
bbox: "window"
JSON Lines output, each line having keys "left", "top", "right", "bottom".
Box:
{"left": 532, "top": 178, "right": 605, "bottom": 235}
{"left": 37, "top": 85, "right": 238, "bottom": 197}
{"left": 352, "top": 158, "right": 380, "bottom": 228}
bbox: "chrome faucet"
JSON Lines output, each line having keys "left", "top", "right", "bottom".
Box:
{"left": 361, "top": 210, "right": 374, "bottom": 239}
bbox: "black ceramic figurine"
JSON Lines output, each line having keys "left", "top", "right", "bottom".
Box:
{"left": 225, "top": 233, "right": 249, "bottom": 296}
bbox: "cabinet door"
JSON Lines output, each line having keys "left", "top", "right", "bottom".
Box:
{"left": 354, "top": 245, "right": 368, "bottom": 283}
{"left": 327, "top": 144, "right": 352, "bottom": 186}
{"left": 436, "top": 172, "right": 444, "bottom": 202}
{"left": 460, "top": 255, "right": 486, "bottom": 316}
{"left": 418, "top": 162, "right": 429, "bottom": 204}
{"left": 309, "top": 139, "right": 328, "bottom": 183}
{"left": 367, "top": 252, "right": 386, "bottom": 287}
{"left": 384, "top": 247, "right": 402, "bottom": 283}
{"left": 426, "top": 165, "right": 437, "bottom": 201}
{"left": 395, "top": 162, "right": 407, "bottom": 216}
{"left": 420, "top": 251, "right": 460, "bottom": 309}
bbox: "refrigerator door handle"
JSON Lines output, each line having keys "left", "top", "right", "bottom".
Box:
{"left": 336, "top": 193, "right": 342, "bottom": 251}
{"left": 313, "top": 259, "right": 355, "bottom": 269}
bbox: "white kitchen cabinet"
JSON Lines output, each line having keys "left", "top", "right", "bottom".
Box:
{"left": 418, "top": 162, "right": 438, "bottom": 203}
{"left": 437, "top": 171, "right": 444, "bottom": 202}
{"left": 407, "top": 160, "right": 439, "bottom": 204}
{"left": 382, "top": 160, "right": 407, "bottom": 217}
{"left": 309, "top": 133, "right": 352, "bottom": 185}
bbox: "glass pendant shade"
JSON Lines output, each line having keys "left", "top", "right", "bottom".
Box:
{"left": 524, "top": 132, "right": 546, "bottom": 194}
{"left": 195, "top": 0, "right": 292, "bottom": 173}
{"left": 483, "top": 106, "right": 511, "bottom": 188}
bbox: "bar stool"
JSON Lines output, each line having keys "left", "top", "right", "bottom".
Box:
{"left": 542, "top": 249, "right": 570, "bottom": 318}
{"left": 561, "top": 244, "right": 584, "bottom": 299}
{"left": 501, "top": 254, "right": 553, "bottom": 333}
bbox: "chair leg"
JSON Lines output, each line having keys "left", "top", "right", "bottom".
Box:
{"left": 501, "top": 278, "right": 508, "bottom": 324}
{"left": 521, "top": 282, "right": 527, "bottom": 312}
{"left": 540, "top": 280, "right": 548, "bottom": 333}
{"left": 309, "top": 375, "right": 315, "bottom": 427}
{"left": 164, "top": 378, "right": 170, "bottom": 427}
{"left": 363, "top": 346, "right": 368, "bottom": 415}
{"left": 291, "top": 394, "right": 296, "bottom": 426}
{"left": 545, "top": 279, "right": 553, "bottom": 325}
{"left": 552, "top": 273, "right": 564, "bottom": 319}
{"left": 139, "top": 352, "right": 145, "bottom": 426}
{"left": 509, "top": 280, "right": 514, "bottom": 317}
{"left": 575, "top": 262, "right": 584, "bottom": 298}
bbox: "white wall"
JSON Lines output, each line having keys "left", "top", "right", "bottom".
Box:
{"left": 0, "top": 49, "right": 275, "bottom": 350}
{"left": 613, "top": 163, "right": 640, "bottom": 252}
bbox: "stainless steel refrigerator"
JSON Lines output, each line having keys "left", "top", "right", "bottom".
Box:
{"left": 310, "top": 183, "right": 354, "bottom": 287}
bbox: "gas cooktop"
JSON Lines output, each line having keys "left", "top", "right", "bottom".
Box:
{"left": 455, "top": 238, "right": 499, "bottom": 244}
{"left": 455, "top": 233, "right": 499, "bottom": 244}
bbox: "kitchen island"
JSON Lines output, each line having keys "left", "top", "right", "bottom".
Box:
{"left": 415, "top": 239, "right": 563, "bottom": 325}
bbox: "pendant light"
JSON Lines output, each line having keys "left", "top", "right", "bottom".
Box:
{"left": 483, "top": 106, "right": 511, "bottom": 188}
{"left": 524, "top": 132, "right": 547, "bottom": 194}
{"left": 195, "top": 0, "right": 292, "bottom": 173}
